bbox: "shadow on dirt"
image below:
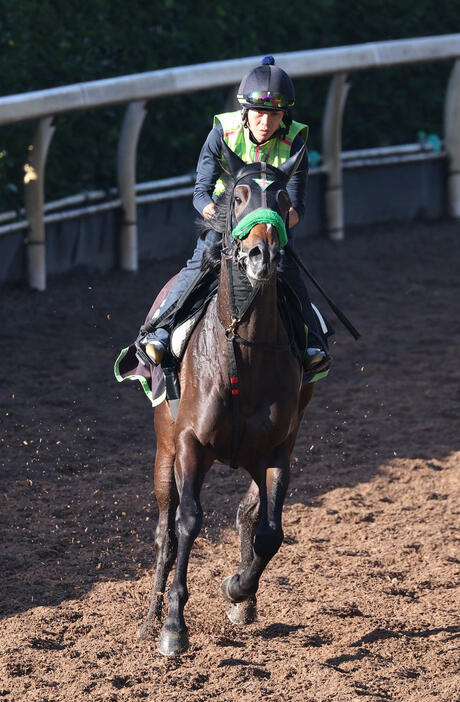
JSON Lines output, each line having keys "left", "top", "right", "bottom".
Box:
{"left": 1, "top": 220, "right": 459, "bottom": 619}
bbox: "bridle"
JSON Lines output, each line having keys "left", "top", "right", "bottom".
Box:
{"left": 219, "top": 165, "right": 290, "bottom": 343}
{"left": 218, "top": 164, "right": 292, "bottom": 469}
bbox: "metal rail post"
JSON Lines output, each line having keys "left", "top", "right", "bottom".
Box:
{"left": 322, "top": 73, "right": 351, "bottom": 241}
{"left": 117, "top": 100, "right": 148, "bottom": 271}
{"left": 445, "top": 59, "right": 460, "bottom": 219}
{"left": 24, "top": 116, "right": 56, "bottom": 290}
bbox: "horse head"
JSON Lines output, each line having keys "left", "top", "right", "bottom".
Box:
{"left": 220, "top": 139, "right": 306, "bottom": 283}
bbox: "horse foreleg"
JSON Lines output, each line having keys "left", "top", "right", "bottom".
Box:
{"left": 221, "top": 452, "right": 289, "bottom": 604}
{"left": 139, "top": 405, "right": 178, "bottom": 640}
{"left": 226, "top": 480, "right": 260, "bottom": 626}
{"left": 224, "top": 385, "right": 315, "bottom": 616}
{"left": 158, "top": 431, "right": 213, "bottom": 657}
{"left": 236, "top": 479, "right": 260, "bottom": 570}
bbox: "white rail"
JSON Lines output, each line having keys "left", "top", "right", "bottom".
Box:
{"left": 0, "top": 34, "right": 459, "bottom": 288}
{"left": 1, "top": 35, "right": 459, "bottom": 127}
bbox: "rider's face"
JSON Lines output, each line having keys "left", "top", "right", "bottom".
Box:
{"left": 247, "top": 109, "right": 285, "bottom": 143}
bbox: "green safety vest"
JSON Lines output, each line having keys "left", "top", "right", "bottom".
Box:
{"left": 213, "top": 110, "right": 309, "bottom": 196}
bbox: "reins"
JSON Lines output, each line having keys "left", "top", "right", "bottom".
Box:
{"left": 219, "top": 250, "right": 257, "bottom": 471}
{"left": 218, "top": 249, "right": 289, "bottom": 351}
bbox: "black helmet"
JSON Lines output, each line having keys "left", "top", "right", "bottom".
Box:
{"left": 237, "top": 55, "right": 295, "bottom": 111}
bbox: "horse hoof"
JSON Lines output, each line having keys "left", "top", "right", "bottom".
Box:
{"left": 221, "top": 575, "right": 248, "bottom": 604}
{"left": 157, "top": 627, "right": 189, "bottom": 657}
{"left": 226, "top": 599, "right": 258, "bottom": 626}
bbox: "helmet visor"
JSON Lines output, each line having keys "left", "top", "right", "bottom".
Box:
{"left": 238, "top": 91, "right": 294, "bottom": 109}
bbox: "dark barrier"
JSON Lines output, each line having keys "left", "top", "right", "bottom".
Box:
{"left": 0, "top": 157, "right": 447, "bottom": 286}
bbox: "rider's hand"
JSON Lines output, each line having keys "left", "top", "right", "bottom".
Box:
{"left": 202, "top": 203, "right": 216, "bottom": 220}
{"left": 288, "top": 207, "right": 299, "bottom": 229}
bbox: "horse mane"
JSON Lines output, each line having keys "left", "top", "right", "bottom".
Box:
{"left": 201, "top": 242, "right": 222, "bottom": 274}
{"left": 196, "top": 175, "right": 235, "bottom": 240}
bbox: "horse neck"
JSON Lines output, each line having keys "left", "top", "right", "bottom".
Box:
{"left": 217, "top": 255, "right": 279, "bottom": 344}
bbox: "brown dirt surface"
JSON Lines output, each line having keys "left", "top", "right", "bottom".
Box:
{"left": 1, "top": 220, "right": 459, "bottom": 702}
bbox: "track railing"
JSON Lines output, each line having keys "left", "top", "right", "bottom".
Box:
{"left": 0, "top": 34, "right": 459, "bottom": 289}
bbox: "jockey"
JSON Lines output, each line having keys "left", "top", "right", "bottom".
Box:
{"left": 140, "top": 56, "right": 330, "bottom": 373}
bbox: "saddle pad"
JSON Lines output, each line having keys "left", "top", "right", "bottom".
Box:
{"left": 114, "top": 344, "right": 165, "bottom": 406}
{"left": 171, "top": 311, "right": 203, "bottom": 360}
{"left": 113, "top": 276, "right": 178, "bottom": 407}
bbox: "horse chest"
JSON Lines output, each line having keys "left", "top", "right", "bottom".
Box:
{"left": 184, "top": 358, "right": 300, "bottom": 464}
{"left": 241, "top": 377, "right": 300, "bottom": 445}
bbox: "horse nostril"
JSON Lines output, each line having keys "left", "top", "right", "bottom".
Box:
{"left": 248, "top": 245, "right": 263, "bottom": 262}
{"left": 246, "top": 243, "right": 272, "bottom": 280}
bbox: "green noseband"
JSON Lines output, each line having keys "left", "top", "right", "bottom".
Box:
{"left": 231, "top": 208, "right": 288, "bottom": 248}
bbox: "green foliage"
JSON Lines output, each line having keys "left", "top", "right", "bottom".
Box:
{"left": 0, "top": 0, "right": 458, "bottom": 209}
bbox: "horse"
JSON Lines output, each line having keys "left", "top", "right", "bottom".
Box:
{"left": 138, "top": 140, "right": 316, "bottom": 657}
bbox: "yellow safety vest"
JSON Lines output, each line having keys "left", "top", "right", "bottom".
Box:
{"left": 213, "top": 110, "right": 308, "bottom": 196}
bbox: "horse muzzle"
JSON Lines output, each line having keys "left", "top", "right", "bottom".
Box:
{"left": 245, "top": 241, "right": 280, "bottom": 282}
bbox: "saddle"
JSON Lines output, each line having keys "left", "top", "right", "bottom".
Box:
{"left": 135, "top": 268, "right": 219, "bottom": 367}
{"left": 162, "top": 269, "right": 330, "bottom": 366}
{"left": 114, "top": 265, "right": 331, "bottom": 413}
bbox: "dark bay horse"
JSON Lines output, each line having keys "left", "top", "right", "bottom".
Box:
{"left": 139, "top": 141, "right": 315, "bottom": 657}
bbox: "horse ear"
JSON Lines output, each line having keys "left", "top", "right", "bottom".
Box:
{"left": 277, "top": 144, "right": 307, "bottom": 183}
{"left": 220, "top": 138, "right": 246, "bottom": 178}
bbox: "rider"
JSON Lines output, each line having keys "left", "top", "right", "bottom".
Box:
{"left": 140, "top": 55, "right": 330, "bottom": 372}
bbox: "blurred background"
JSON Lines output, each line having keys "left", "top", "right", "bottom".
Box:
{"left": 0, "top": 0, "right": 458, "bottom": 210}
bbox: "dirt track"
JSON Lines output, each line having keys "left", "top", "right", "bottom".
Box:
{"left": 0, "top": 219, "right": 459, "bottom": 701}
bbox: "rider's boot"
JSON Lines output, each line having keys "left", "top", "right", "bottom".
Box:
{"left": 302, "top": 326, "right": 331, "bottom": 373}
{"left": 138, "top": 327, "right": 169, "bottom": 366}
{"left": 303, "top": 346, "right": 331, "bottom": 373}
{"left": 145, "top": 336, "right": 167, "bottom": 365}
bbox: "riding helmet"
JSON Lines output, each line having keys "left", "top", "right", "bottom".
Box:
{"left": 237, "top": 56, "right": 295, "bottom": 111}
